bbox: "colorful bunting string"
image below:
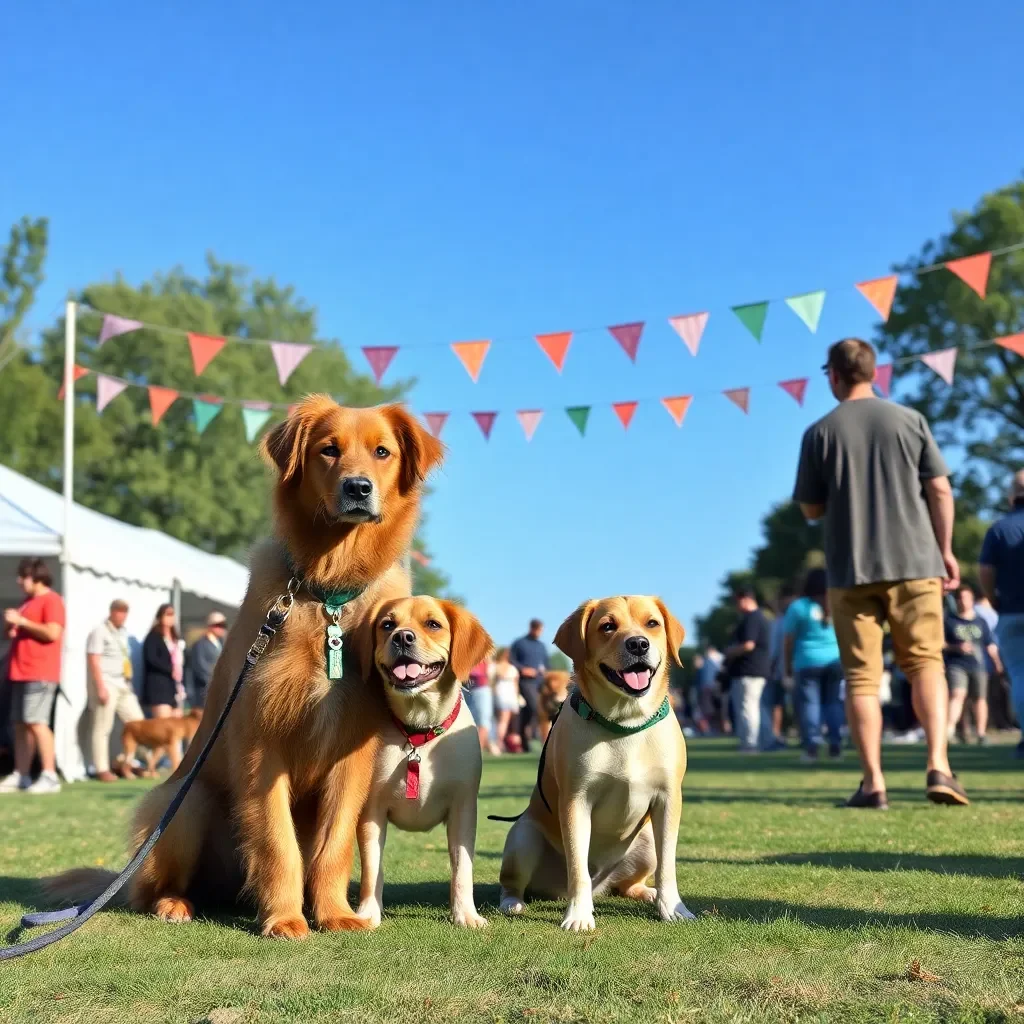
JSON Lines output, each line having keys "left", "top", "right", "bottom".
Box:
{"left": 667, "top": 313, "right": 708, "bottom": 357}
{"left": 784, "top": 291, "right": 826, "bottom": 334}
{"left": 192, "top": 397, "right": 223, "bottom": 434}
{"left": 242, "top": 403, "right": 273, "bottom": 443}
{"left": 98, "top": 315, "right": 142, "bottom": 346}
{"left": 724, "top": 387, "right": 750, "bottom": 414}
{"left": 148, "top": 386, "right": 179, "bottom": 425}
{"left": 57, "top": 365, "right": 90, "bottom": 400}
{"left": 945, "top": 253, "right": 991, "bottom": 299}
{"left": 873, "top": 363, "right": 893, "bottom": 398}
{"left": 731, "top": 302, "right": 769, "bottom": 342}
{"left": 996, "top": 333, "right": 1024, "bottom": 358}
{"left": 855, "top": 276, "right": 899, "bottom": 321}
{"left": 661, "top": 395, "right": 692, "bottom": 427}
{"left": 96, "top": 374, "right": 128, "bottom": 412}
{"left": 471, "top": 411, "right": 497, "bottom": 440}
{"left": 920, "top": 347, "right": 958, "bottom": 385}
{"left": 516, "top": 409, "right": 543, "bottom": 441}
{"left": 566, "top": 406, "right": 590, "bottom": 437}
{"left": 535, "top": 332, "right": 572, "bottom": 372}
{"left": 451, "top": 340, "right": 490, "bottom": 382}
{"left": 188, "top": 333, "right": 225, "bottom": 376}
{"left": 778, "top": 378, "right": 809, "bottom": 406}
{"left": 362, "top": 346, "right": 398, "bottom": 384}
{"left": 608, "top": 323, "right": 644, "bottom": 362}
{"left": 612, "top": 401, "right": 638, "bottom": 430}
{"left": 270, "top": 341, "right": 313, "bottom": 386}
{"left": 424, "top": 412, "right": 449, "bottom": 438}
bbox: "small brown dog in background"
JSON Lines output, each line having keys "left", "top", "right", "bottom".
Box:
{"left": 118, "top": 710, "right": 204, "bottom": 778}
{"left": 537, "top": 671, "right": 570, "bottom": 740}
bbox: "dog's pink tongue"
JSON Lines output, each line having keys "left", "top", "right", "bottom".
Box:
{"left": 623, "top": 669, "right": 651, "bottom": 691}
{"left": 405, "top": 663, "right": 423, "bottom": 680}
{"left": 392, "top": 663, "right": 408, "bottom": 681}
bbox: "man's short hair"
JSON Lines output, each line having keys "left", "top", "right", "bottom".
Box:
{"left": 110, "top": 599, "right": 129, "bottom": 613}
{"left": 732, "top": 586, "right": 757, "bottom": 603}
{"left": 825, "top": 337, "right": 877, "bottom": 388}
{"left": 16, "top": 557, "right": 52, "bottom": 587}
{"left": 529, "top": 618, "right": 543, "bottom": 631}
{"left": 956, "top": 581, "right": 976, "bottom": 596}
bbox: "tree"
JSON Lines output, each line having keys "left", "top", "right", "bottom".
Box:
{"left": 0, "top": 216, "right": 48, "bottom": 370}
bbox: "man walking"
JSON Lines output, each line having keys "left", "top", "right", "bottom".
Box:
{"left": 185, "top": 612, "right": 227, "bottom": 709}
{"left": 944, "top": 584, "right": 1002, "bottom": 746}
{"left": 723, "top": 587, "right": 772, "bottom": 752}
{"left": 794, "top": 338, "right": 966, "bottom": 808}
{"left": 86, "top": 599, "right": 144, "bottom": 781}
{"left": 509, "top": 618, "right": 549, "bottom": 753}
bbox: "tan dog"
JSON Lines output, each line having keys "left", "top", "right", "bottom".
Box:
{"left": 496, "top": 596, "right": 694, "bottom": 931}
{"left": 354, "top": 597, "right": 492, "bottom": 929}
{"left": 537, "top": 670, "right": 570, "bottom": 741}
{"left": 45, "top": 397, "right": 443, "bottom": 938}
{"left": 118, "top": 710, "right": 204, "bottom": 778}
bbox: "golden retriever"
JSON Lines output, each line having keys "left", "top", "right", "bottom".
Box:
{"left": 118, "top": 709, "right": 204, "bottom": 778}
{"left": 537, "top": 670, "right": 570, "bottom": 740}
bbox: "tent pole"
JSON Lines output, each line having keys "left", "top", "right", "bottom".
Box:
{"left": 60, "top": 300, "right": 76, "bottom": 581}
{"left": 172, "top": 578, "right": 182, "bottom": 630}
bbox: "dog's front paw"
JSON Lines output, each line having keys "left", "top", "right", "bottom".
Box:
{"left": 621, "top": 883, "right": 658, "bottom": 903}
{"left": 657, "top": 899, "right": 696, "bottom": 923}
{"left": 560, "top": 905, "right": 596, "bottom": 932}
{"left": 356, "top": 900, "right": 382, "bottom": 930}
{"left": 499, "top": 895, "right": 525, "bottom": 916}
{"left": 262, "top": 915, "right": 310, "bottom": 940}
{"left": 154, "top": 896, "right": 193, "bottom": 923}
{"left": 452, "top": 907, "right": 489, "bottom": 929}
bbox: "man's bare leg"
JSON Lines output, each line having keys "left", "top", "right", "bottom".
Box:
{"left": 846, "top": 693, "right": 885, "bottom": 795}
{"left": 909, "top": 668, "right": 952, "bottom": 776}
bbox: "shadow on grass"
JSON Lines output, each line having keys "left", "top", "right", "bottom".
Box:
{"left": 749, "top": 851, "right": 1023, "bottom": 880}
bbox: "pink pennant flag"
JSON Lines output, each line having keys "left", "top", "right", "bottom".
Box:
{"left": 98, "top": 314, "right": 143, "bottom": 346}
{"left": 724, "top": 387, "right": 750, "bottom": 414}
{"left": 471, "top": 411, "right": 497, "bottom": 440}
{"left": 516, "top": 409, "right": 543, "bottom": 441}
{"left": 424, "top": 412, "right": 449, "bottom": 438}
{"left": 778, "top": 378, "right": 808, "bottom": 406}
{"left": 96, "top": 374, "right": 129, "bottom": 412}
{"left": 920, "top": 347, "right": 958, "bottom": 385}
{"left": 874, "top": 363, "right": 893, "bottom": 397}
{"left": 667, "top": 312, "right": 709, "bottom": 357}
{"left": 608, "top": 322, "right": 644, "bottom": 362}
{"left": 362, "top": 346, "right": 398, "bottom": 384}
{"left": 270, "top": 341, "right": 313, "bottom": 386}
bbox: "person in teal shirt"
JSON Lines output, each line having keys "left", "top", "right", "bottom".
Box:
{"left": 783, "top": 568, "right": 845, "bottom": 761}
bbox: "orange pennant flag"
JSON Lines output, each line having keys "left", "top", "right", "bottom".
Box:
{"left": 855, "top": 275, "right": 898, "bottom": 321}
{"left": 996, "top": 333, "right": 1024, "bottom": 358}
{"left": 187, "top": 333, "right": 226, "bottom": 376}
{"left": 945, "top": 252, "right": 991, "bottom": 298}
{"left": 148, "top": 386, "right": 178, "bottom": 426}
{"left": 535, "top": 331, "right": 572, "bottom": 372}
{"left": 57, "top": 364, "right": 90, "bottom": 399}
{"left": 661, "top": 395, "right": 692, "bottom": 427}
{"left": 451, "top": 340, "right": 490, "bottom": 382}
{"left": 612, "top": 401, "right": 638, "bottom": 430}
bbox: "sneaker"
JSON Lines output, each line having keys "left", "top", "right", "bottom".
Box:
{"left": 25, "top": 772, "right": 61, "bottom": 795}
{"left": 799, "top": 749, "right": 818, "bottom": 765}
{"left": 0, "top": 772, "right": 27, "bottom": 793}
{"left": 95, "top": 771, "right": 119, "bottom": 783}
{"left": 828, "top": 746, "right": 843, "bottom": 759}
{"left": 841, "top": 781, "right": 889, "bottom": 810}
{"left": 925, "top": 769, "right": 969, "bottom": 806}
{"left": 977, "top": 735, "right": 990, "bottom": 747}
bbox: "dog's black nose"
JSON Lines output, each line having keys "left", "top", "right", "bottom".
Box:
{"left": 342, "top": 476, "right": 374, "bottom": 500}
{"left": 625, "top": 635, "right": 650, "bottom": 657}
{"left": 392, "top": 628, "right": 417, "bottom": 649}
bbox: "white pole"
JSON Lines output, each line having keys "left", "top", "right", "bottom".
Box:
{"left": 61, "top": 300, "right": 76, "bottom": 579}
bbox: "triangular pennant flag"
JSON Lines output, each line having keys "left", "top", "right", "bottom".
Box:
{"left": 778, "top": 378, "right": 809, "bottom": 406}
{"left": 471, "top": 411, "right": 497, "bottom": 440}
{"left": 410, "top": 549, "right": 430, "bottom": 567}
{"left": 612, "top": 401, "right": 638, "bottom": 430}
{"left": 361, "top": 346, "right": 398, "bottom": 384}
{"left": 242, "top": 405, "right": 273, "bottom": 443}
{"left": 855, "top": 275, "right": 899, "bottom": 321}
{"left": 874, "top": 363, "right": 893, "bottom": 398}
{"left": 724, "top": 387, "right": 750, "bottom": 414}
{"left": 945, "top": 252, "right": 991, "bottom": 299}
{"left": 192, "top": 397, "right": 223, "bottom": 434}
{"left": 784, "top": 291, "right": 826, "bottom": 333}
{"left": 424, "top": 412, "right": 449, "bottom": 438}
{"left": 535, "top": 331, "right": 572, "bottom": 372}
{"left": 270, "top": 341, "right": 313, "bottom": 386}
{"left": 98, "top": 314, "right": 143, "bottom": 346}
{"left": 566, "top": 406, "right": 590, "bottom": 437}
{"left": 516, "top": 409, "right": 543, "bottom": 441}
{"left": 920, "top": 347, "right": 958, "bottom": 385}
{"left": 57, "top": 365, "right": 90, "bottom": 399}
{"left": 96, "top": 374, "right": 128, "bottom": 412}
{"left": 451, "top": 340, "right": 490, "bottom": 382}
{"left": 731, "top": 302, "right": 769, "bottom": 342}
{"left": 995, "top": 333, "right": 1024, "bottom": 358}
{"left": 608, "top": 322, "right": 644, "bottom": 362}
{"left": 661, "top": 395, "right": 693, "bottom": 427}
{"left": 667, "top": 312, "right": 709, "bottom": 357}
{"left": 187, "top": 333, "right": 226, "bottom": 376}
{"left": 148, "top": 386, "right": 178, "bottom": 425}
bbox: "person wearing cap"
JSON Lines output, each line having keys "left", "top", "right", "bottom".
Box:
{"left": 85, "top": 599, "right": 144, "bottom": 782}
{"left": 185, "top": 612, "right": 228, "bottom": 710}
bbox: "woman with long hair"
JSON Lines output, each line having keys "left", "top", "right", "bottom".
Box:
{"left": 142, "top": 603, "right": 184, "bottom": 719}
{"left": 782, "top": 568, "right": 845, "bottom": 762}
{"left": 491, "top": 647, "right": 520, "bottom": 753}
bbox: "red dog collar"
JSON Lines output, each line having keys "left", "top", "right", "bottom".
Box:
{"left": 390, "top": 693, "right": 463, "bottom": 800}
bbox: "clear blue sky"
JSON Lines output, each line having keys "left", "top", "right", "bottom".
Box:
{"left": 3, "top": 1, "right": 1022, "bottom": 648}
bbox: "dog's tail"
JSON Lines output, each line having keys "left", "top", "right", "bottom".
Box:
{"left": 40, "top": 867, "right": 129, "bottom": 910}
{"left": 486, "top": 812, "right": 524, "bottom": 823}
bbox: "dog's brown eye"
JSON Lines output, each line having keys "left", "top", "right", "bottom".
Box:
{"left": 321, "top": 444, "right": 340, "bottom": 458}
{"left": 426, "top": 619, "right": 442, "bottom": 631}
{"left": 375, "top": 446, "right": 391, "bottom": 459}
{"left": 600, "top": 621, "right": 615, "bottom": 633}
{"left": 380, "top": 620, "right": 395, "bottom": 632}
{"left": 646, "top": 619, "right": 660, "bottom": 629}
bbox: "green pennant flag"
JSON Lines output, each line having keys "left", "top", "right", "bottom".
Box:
{"left": 242, "top": 406, "right": 273, "bottom": 443}
{"left": 193, "top": 398, "right": 222, "bottom": 434}
{"left": 731, "top": 301, "right": 769, "bottom": 342}
{"left": 566, "top": 405, "right": 590, "bottom": 437}
{"left": 784, "top": 290, "right": 826, "bottom": 333}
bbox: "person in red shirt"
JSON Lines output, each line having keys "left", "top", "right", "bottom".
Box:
{"left": 1, "top": 557, "right": 65, "bottom": 794}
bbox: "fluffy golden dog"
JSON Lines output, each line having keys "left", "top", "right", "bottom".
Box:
{"left": 118, "top": 709, "right": 204, "bottom": 778}
{"left": 46, "top": 397, "right": 443, "bottom": 938}
{"left": 537, "top": 670, "right": 570, "bottom": 740}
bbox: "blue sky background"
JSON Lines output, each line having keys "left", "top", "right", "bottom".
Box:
{"left": 3, "top": 1, "right": 1022, "bottom": 648}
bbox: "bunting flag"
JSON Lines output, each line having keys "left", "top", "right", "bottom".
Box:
{"left": 784, "top": 291, "right": 826, "bottom": 333}
{"left": 874, "top": 363, "right": 893, "bottom": 398}
{"left": 731, "top": 302, "right": 768, "bottom": 342}
{"left": 410, "top": 549, "right": 430, "bottom": 567}
{"left": 57, "top": 364, "right": 90, "bottom": 399}
{"left": 612, "top": 401, "right": 638, "bottom": 430}
{"left": 98, "top": 314, "right": 143, "bottom": 346}
{"left": 96, "top": 375, "right": 128, "bottom": 412}
{"left": 724, "top": 387, "right": 750, "bottom": 414}
{"left": 242, "top": 403, "right": 273, "bottom": 443}
{"left": 778, "top": 378, "right": 809, "bottom": 406}
{"left": 270, "top": 341, "right": 313, "bottom": 386}
{"left": 361, "top": 346, "right": 398, "bottom": 384}
{"left": 516, "top": 409, "right": 543, "bottom": 441}
{"left": 920, "top": 347, "right": 958, "bottom": 385}
{"left": 471, "top": 411, "right": 497, "bottom": 440}
{"left": 451, "top": 340, "right": 490, "bottom": 382}
{"left": 566, "top": 406, "right": 590, "bottom": 437}
{"left": 855, "top": 275, "right": 899, "bottom": 321}
{"left": 945, "top": 252, "right": 991, "bottom": 299}
{"left": 995, "top": 333, "right": 1024, "bottom": 358}
{"left": 608, "top": 322, "right": 644, "bottom": 362}
{"left": 661, "top": 395, "right": 692, "bottom": 427}
{"left": 667, "top": 312, "right": 709, "bottom": 357}
{"left": 535, "top": 332, "right": 572, "bottom": 372}
{"left": 192, "top": 397, "right": 223, "bottom": 434}
{"left": 424, "top": 412, "right": 449, "bottom": 438}
{"left": 148, "top": 386, "right": 178, "bottom": 425}
{"left": 187, "top": 333, "right": 226, "bottom": 376}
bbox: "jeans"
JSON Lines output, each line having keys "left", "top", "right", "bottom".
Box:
{"left": 730, "top": 676, "right": 766, "bottom": 750}
{"left": 996, "top": 613, "right": 1024, "bottom": 731}
{"left": 794, "top": 661, "right": 845, "bottom": 754}
{"left": 462, "top": 685, "right": 494, "bottom": 733}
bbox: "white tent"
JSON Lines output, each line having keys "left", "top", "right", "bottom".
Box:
{"left": 0, "top": 463, "right": 250, "bottom": 781}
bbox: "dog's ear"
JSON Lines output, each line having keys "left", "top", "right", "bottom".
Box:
{"left": 554, "top": 600, "right": 598, "bottom": 668}
{"left": 352, "top": 600, "right": 389, "bottom": 683}
{"left": 656, "top": 598, "right": 686, "bottom": 667}
{"left": 439, "top": 600, "right": 492, "bottom": 682}
{"left": 383, "top": 404, "right": 445, "bottom": 493}
{"left": 260, "top": 402, "right": 319, "bottom": 484}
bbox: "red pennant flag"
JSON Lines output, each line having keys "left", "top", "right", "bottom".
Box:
{"left": 778, "top": 378, "right": 808, "bottom": 406}
{"left": 148, "top": 385, "right": 178, "bottom": 425}
{"left": 724, "top": 387, "right": 750, "bottom": 414}
{"left": 661, "top": 395, "right": 692, "bottom": 427}
{"left": 535, "top": 332, "right": 572, "bottom": 373}
{"left": 362, "top": 346, "right": 398, "bottom": 384}
{"left": 471, "top": 411, "right": 497, "bottom": 440}
{"left": 608, "top": 322, "right": 644, "bottom": 362}
{"left": 451, "top": 340, "right": 490, "bottom": 382}
{"left": 516, "top": 409, "right": 543, "bottom": 441}
{"left": 612, "top": 401, "right": 638, "bottom": 430}
{"left": 187, "top": 333, "right": 225, "bottom": 376}
{"left": 57, "top": 364, "right": 90, "bottom": 399}
{"left": 855, "top": 275, "right": 899, "bottom": 321}
{"left": 945, "top": 252, "right": 991, "bottom": 298}
{"left": 995, "top": 333, "right": 1024, "bottom": 358}
{"left": 874, "top": 363, "right": 893, "bottom": 397}
{"left": 423, "top": 412, "right": 449, "bottom": 438}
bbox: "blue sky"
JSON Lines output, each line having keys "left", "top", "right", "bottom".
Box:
{"left": 3, "top": 1, "right": 1022, "bottom": 648}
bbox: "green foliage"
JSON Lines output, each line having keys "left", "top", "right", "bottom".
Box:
{"left": 548, "top": 650, "right": 570, "bottom": 672}
{"left": 0, "top": 216, "right": 48, "bottom": 367}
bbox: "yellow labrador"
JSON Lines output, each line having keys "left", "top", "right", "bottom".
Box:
{"left": 496, "top": 595, "right": 694, "bottom": 931}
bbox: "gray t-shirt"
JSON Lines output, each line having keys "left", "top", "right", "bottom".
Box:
{"left": 86, "top": 620, "right": 131, "bottom": 686}
{"left": 793, "top": 398, "right": 949, "bottom": 589}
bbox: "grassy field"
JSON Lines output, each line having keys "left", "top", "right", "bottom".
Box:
{"left": 0, "top": 740, "right": 1022, "bottom": 1024}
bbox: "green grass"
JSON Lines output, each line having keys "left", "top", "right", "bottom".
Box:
{"left": 0, "top": 740, "right": 1022, "bottom": 1024}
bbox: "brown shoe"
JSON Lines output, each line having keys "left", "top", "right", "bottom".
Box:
{"left": 841, "top": 781, "right": 889, "bottom": 810}
{"left": 926, "top": 770, "right": 969, "bottom": 806}
{"left": 114, "top": 761, "right": 136, "bottom": 780}
{"left": 95, "top": 771, "right": 118, "bottom": 783}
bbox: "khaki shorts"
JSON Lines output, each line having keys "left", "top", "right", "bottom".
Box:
{"left": 829, "top": 578, "right": 944, "bottom": 696}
